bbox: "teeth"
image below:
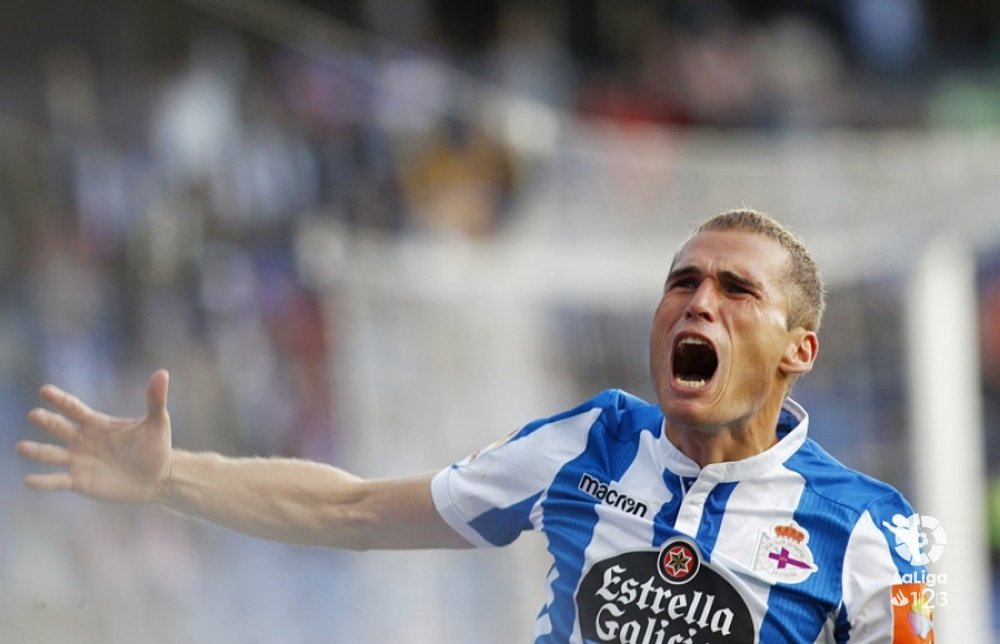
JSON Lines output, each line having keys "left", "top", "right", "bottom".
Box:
{"left": 674, "top": 336, "right": 718, "bottom": 389}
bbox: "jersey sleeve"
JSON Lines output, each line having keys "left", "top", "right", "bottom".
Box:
{"left": 837, "top": 492, "right": 935, "bottom": 643}
{"left": 431, "top": 392, "right": 614, "bottom": 548}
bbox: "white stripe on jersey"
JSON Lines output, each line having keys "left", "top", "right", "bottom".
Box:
{"left": 839, "top": 508, "right": 899, "bottom": 643}
{"left": 432, "top": 406, "right": 601, "bottom": 548}
{"left": 707, "top": 462, "right": 809, "bottom": 635}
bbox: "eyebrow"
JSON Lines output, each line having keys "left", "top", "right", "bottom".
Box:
{"left": 665, "top": 265, "right": 701, "bottom": 285}
{"left": 665, "top": 265, "right": 764, "bottom": 293}
{"left": 719, "top": 270, "right": 763, "bottom": 293}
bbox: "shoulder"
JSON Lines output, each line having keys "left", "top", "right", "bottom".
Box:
{"left": 589, "top": 389, "right": 663, "bottom": 441}
{"left": 518, "top": 389, "right": 661, "bottom": 440}
{"left": 779, "top": 439, "right": 926, "bottom": 582}
{"left": 785, "top": 437, "right": 916, "bottom": 534}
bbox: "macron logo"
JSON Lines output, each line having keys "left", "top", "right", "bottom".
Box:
{"left": 578, "top": 473, "right": 649, "bottom": 518}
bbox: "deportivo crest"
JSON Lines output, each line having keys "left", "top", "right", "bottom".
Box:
{"left": 751, "top": 522, "right": 819, "bottom": 584}
{"left": 577, "top": 537, "right": 754, "bottom": 643}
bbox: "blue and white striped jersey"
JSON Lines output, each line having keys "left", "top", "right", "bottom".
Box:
{"left": 432, "top": 389, "right": 933, "bottom": 643}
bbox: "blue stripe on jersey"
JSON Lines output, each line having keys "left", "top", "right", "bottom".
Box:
{"left": 536, "top": 399, "right": 647, "bottom": 643}
{"left": 760, "top": 437, "right": 913, "bottom": 640}
{"left": 511, "top": 389, "right": 646, "bottom": 444}
{"left": 759, "top": 440, "right": 857, "bottom": 639}
{"left": 696, "top": 481, "right": 739, "bottom": 561}
{"left": 835, "top": 603, "right": 851, "bottom": 643}
{"left": 865, "top": 492, "right": 923, "bottom": 575}
{"left": 468, "top": 491, "right": 544, "bottom": 547}
{"left": 498, "top": 396, "right": 606, "bottom": 453}
{"left": 651, "top": 478, "right": 737, "bottom": 559}
{"left": 651, "top": 471, "right": 685, "bottom": 547}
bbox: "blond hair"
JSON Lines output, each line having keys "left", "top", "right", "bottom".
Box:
{"left": 695, "top": 208, "right": 826, "bottom": 331}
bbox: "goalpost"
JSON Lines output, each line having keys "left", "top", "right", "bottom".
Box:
{"left": 906, "top": 235, "right": 990, "bottom": 641}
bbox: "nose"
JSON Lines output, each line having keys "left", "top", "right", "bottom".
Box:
{"left": 685, "top": 280, "right": 718, "bottom": 322}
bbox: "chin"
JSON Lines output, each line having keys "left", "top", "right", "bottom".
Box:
{"left": 660, "top": 397, "right": 725, "bottom": 431}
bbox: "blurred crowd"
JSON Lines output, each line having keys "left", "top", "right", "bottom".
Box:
{"left": 0, "top": 0, "right": 996, "bottom": 451}
{"left": 2, "top": 0, "right": 1000, "bottom": 640}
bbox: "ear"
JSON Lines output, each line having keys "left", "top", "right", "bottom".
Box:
{"left": 779, "top": 328, "right": 818, "bottom": 377}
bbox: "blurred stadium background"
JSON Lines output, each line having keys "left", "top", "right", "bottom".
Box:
{"left": 2, "top": 0, "right": 1000, "bottom": 641}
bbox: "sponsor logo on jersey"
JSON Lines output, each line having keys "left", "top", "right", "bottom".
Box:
{"left": 577, "top": 536, "right": 754, "bottom": 643}
{"left": 578, "top": 473, "right": 650, "bottom": 518}
{"left": 751, "top": 522, "right": 819, "bottom": 584}
{"left": 890, "top": 583, "right": 934, "bottom": 643}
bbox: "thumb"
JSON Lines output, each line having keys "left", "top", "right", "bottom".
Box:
{"left": 145, "top": 369, "right": 170, "bottom": 421}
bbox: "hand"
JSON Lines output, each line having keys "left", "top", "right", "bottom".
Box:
{"left": 18, "top": 369, "right": 174, "bottom": 503}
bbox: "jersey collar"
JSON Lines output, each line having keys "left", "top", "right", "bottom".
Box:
{"left": 659, "top": 398, "right": 809, "bottom": 482}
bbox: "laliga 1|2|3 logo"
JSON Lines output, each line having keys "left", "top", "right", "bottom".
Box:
{"left": 882, "top": 513, "right": 947, "bottom": 566}
{"left": 882, "top": 513, "right": 949, "bottom": 612}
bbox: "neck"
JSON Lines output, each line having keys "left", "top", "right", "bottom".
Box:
{"left": 665, "top": 399, "right": 786, "bottom": 468}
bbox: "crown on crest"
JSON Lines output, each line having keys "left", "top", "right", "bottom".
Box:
{"left": 774, "top": 524, "right": 806, "bottom": 543}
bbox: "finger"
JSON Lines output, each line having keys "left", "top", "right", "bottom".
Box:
{"left": 145, "top": 369, "right": 170, "bottom": 422}
{"left": 27, "top": 408, "right": 78, "bottom": 444}
{"left": 23, "top": 472, "right": 73, "bottom": 492}
{"left": 16, "top": 440, "right": 71, "bottom": 466}
{"left": 39, "top": 385, "right": 95, "bottom": 425}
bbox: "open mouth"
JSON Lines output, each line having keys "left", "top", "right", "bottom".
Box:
{"left": 672, "top": 336, "right": 719, "bottom": 389}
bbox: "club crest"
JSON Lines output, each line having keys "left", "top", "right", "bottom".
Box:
{"left": 751, "top": 522, "right": 819, "bottom": 584}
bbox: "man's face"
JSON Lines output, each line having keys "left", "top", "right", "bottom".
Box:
{"left": 649, "top": 229, "right": 813, "bottom": 433}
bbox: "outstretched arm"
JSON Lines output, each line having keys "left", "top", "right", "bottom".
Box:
{"left": 17, "top": 370, "right": 469, "bottom": 550}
